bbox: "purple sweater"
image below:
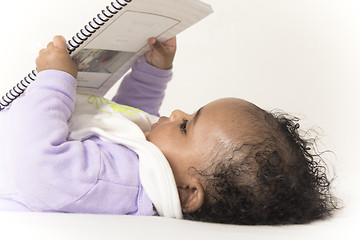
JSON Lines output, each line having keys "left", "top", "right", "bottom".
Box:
{"left": 0, "top": 56, "right": 172, "bottom": 215}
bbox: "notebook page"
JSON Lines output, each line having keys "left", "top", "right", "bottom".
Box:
{"left": 74, "top": 11, "right": 179, "bottom": 88}
{"left": 72, "top": 0, "right": 213, "bottom": 96}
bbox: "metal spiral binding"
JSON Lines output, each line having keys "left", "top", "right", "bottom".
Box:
{"left": 67, "top": 0, "right": 132, "bottom": 54}
{"left": 0, "top": 70, "right": 38, "bottom": 111}
{"left": 0, "top": 0, "right": 132, "bottom": 111}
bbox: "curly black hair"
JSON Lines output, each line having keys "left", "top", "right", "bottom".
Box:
{"left": 183, "top": 106, "right": 339, "bottom": 225}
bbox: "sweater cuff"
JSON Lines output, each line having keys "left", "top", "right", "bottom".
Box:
{"left": 35, "top": 70, "right": 77, "bottom": 86}
{"left": 134, "top": 56, "right": 173, "bottom": 79}
{"left": 30, "top": 70, "right": 77, "bottom": 95}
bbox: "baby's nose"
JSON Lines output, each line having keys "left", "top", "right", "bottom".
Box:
{"left": 169, "top": 109, "right": 185, "bottom": 121}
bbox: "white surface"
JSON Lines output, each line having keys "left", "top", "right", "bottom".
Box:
{"left": 0, "top": 211, "right": 358, "bottom": 240}
{"left": 1, "top": 0, "right": 359, "bottom": 239}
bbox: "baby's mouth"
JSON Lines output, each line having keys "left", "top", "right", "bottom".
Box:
{"left": 151, "top": 122, "right": 158, "bottom": 130}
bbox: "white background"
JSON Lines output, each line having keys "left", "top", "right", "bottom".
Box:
{"left": 0, "top": 0, "right": 359, "bottom": 239}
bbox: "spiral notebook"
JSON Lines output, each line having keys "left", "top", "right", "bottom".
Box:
{"left": 0, "top": 0, "right": 212, "bottom": 111}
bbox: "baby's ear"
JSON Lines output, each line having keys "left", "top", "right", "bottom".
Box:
{"left": 177, "top": 182, "right": 205, "bottom": 213}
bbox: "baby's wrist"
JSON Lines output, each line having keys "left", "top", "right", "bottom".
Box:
{"left": 139, "top": 56, "right": 173, "bottom": 78}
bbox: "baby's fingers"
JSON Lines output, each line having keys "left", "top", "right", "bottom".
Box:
{"left": 148, "top": 38, "right": 167, "bottom": 55}
{"left": 163, "top": 37, "right": 177, "bottom": 49}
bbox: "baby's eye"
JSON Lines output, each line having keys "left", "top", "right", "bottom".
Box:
{"left": 180, "top": 118, "right": 188, "bottom": 134}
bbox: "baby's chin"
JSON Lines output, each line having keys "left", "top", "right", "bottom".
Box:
{"left": 144, "top": 121, "right": 158, "bottom": 141}
{"left": 144, "top": 131, "right": 150, "bottom": 141}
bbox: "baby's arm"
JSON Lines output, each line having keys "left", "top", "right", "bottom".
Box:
{"left": 112, "top": 37, "right": 176, "bottom": 116}
{"left": 8, "top": 36, "right": 147, "bottom": 213}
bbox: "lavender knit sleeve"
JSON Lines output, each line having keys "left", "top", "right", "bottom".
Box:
{"left": 111, "top": 56, "right": 172, "bottom": 116}
{"left": 5, "top": 70, "right": 152, "bottom": 214}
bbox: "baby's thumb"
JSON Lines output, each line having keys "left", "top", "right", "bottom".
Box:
{"left": 53, "top": 35, "right": 68, "bottom": 50}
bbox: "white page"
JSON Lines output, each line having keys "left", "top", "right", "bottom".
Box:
{"left": 85, "top": 11, "right": 180, "bottom": 52}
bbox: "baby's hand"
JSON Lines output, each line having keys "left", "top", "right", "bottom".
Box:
{"left": 36, "top": 36, "right": 78, "bottom": 78}
{"left": 145, "top": 37, "right": 176, "bottom": 70}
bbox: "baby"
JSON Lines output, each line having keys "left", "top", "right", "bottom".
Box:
{"left": 0, "top": 36, "right": 338, "bottom": 225}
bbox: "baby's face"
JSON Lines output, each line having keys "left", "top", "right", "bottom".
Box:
{"left": 145, "top": 98, "right": 251, "bottom": 190}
